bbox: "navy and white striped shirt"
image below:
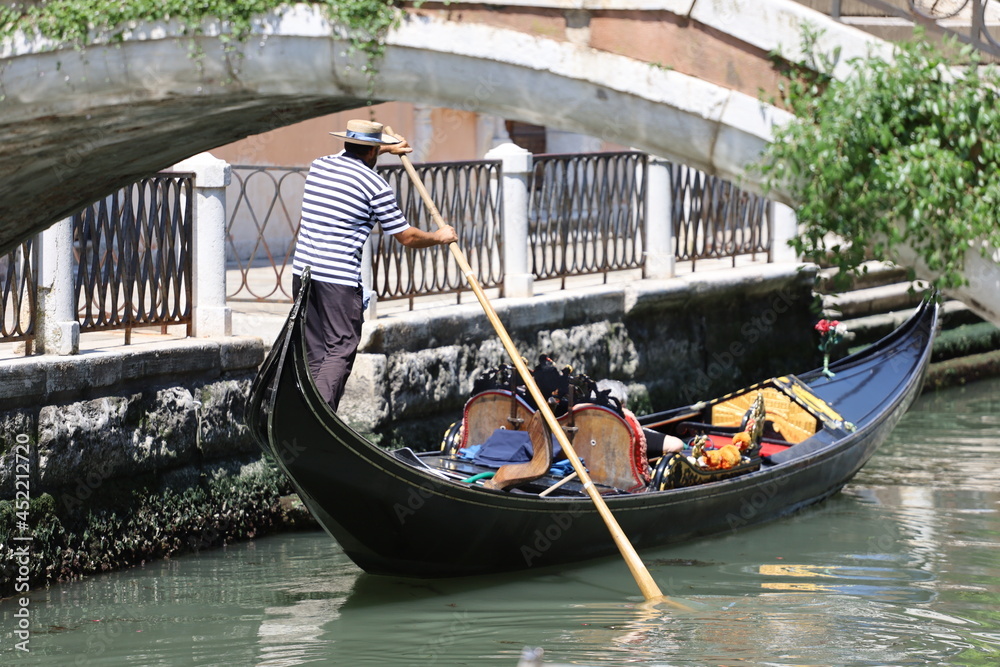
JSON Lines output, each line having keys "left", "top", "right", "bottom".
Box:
{"left": 292, "top": 151, "right": 409, "bottom": 286}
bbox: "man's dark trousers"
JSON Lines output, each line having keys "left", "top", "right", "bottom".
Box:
{"left": 292, "top": 274, "right": 364, "bottom": 412}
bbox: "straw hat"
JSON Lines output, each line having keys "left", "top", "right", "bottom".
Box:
{"left": 330, "top": 119, "right": 401, "bottom": 146}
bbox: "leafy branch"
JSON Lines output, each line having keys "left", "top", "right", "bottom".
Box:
{"left": 757, "top": 28, "right": 1000, "bottom": 291}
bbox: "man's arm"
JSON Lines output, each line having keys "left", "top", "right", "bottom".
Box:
{"left": 393, "top": 225, "right": 458, "bottom": 248}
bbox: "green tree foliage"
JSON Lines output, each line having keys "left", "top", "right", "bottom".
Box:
{"left": 759, "top": 30, "right": 1000, "bottom": 290}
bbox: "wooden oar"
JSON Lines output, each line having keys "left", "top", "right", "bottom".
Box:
{"left": 538, "top": 471, "right": 579, "bottom": 497}
{"left": 391, "top": 141, "right": 677, "bottom": 605}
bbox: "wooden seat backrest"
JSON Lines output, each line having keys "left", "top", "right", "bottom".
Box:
{"left": 566, "top": 404, "right": 649, "bottom": 493}
{"left": 461, "top": 390, "right": 534, "bottom": 449}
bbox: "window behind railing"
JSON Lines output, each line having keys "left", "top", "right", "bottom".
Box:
{"left": 528, "top": 152, "right": 647, "bottom": 287}
{"left": 73, "top": 174, "right": 194, "bottom": 343}
{"left": 671, "top": 164, "right": 771, "bottom": 268}
{"left": 0, "top": 238, "right": 36, "bottom": 353}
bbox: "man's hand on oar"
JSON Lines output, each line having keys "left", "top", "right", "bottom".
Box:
{"left": 433, "top": 225, "right": 458, "bottom": 245}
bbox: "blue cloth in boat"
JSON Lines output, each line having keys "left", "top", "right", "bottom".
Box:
{"left": 456, "top": 445, "right": 482, "bottom": 461}
{"left": 548, "top": 459, "right": 576, "bottom": 478}
{"left": 471, "top": 429, "right": 533, "bottom": 468}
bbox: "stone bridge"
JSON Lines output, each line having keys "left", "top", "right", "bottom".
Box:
{"left": 2, "top": 0, "right": 996, "bottom": 325}
{"left": 0, "top": 0, "right": 885, "bottom": 255}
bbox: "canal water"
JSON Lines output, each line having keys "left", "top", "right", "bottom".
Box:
{"left": 3, "top": 377, "right": 999, "bottom": 666}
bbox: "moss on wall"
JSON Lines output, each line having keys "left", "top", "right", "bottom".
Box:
{"left": 0, "top": 455, "right": 309, "bottom": 598}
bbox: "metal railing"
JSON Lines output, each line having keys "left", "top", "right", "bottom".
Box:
{"left": 378, "top": 160, "right": 504, "bottom": 305}
{"left": 0, "top": 238, "right": 36, "bottom": 352}
{"left": 228, "top": 160, "right": 505, "bottom": 306}
{"left": 224, "top": 153, "right": 773, "bottom": 309}
{"left": 74, "top": 174, "right": 194, "bottom": 342}
{"left": 226, "top": 165, "right": 308, "bottom": 301}
{"left": 528, "top": 152, "right": 646, "bottom": 287}
{"left": 671, "top": 164, "right": 772, "bottom": 267}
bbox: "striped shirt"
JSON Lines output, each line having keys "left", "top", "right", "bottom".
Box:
{"left": 292, "top": 151, "right": 409, "bottom": 286}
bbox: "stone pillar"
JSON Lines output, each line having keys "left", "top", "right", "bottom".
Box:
{"left": 478, "top": 116, "right": 512, "bottom": 156}
{"left": 410, "top": 104, "right": 434, "bottom": 163}
{"left": 35, "top": 218, "right": 80, "bottom": 355}
{"left": 485, "top": 143, "right": 533, "bottom": 298}
{"left": 171, "top": 152, "right": 232, "bottom": 337}
{"left": 771, "top": 202, "right": 799, "bottom": 263}
{"left": 644, "top": 155, "right": 675, "bottom": 280}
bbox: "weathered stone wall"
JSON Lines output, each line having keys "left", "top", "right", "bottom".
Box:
{"left": 0, "top": 337, "right": 265, "bottom": 500}
{"left": 340, "top": 263, "right": 820, "bottom": 446}
{"left": 0, "top": 336, "right": 293, "bottom": 595}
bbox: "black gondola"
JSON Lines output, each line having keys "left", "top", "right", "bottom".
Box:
{"left": 247, "top": 271, "right": 940, "bottom": 578}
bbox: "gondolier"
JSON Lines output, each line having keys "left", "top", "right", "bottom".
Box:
{"left": 292, "top": 119, "right": 458, "bottom": 411}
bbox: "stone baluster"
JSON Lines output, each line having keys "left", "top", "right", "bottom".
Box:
{"left": 771, "top": 202, "right": 799, "bottom": 263}
{"left": 644, "top": 155, "right": 675, "bottom": 279}
{"left": 35, "top": 217, "right": 80, "bottom": 355}
{"left": 171, "top": 152, "right": 232, "bottom": 337}
{"left": 485, "top": 142, "right": 534, "bottom": 298}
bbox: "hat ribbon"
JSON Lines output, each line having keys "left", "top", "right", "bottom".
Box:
{"left": 346, "top": 129, "right": 384, "bottom": 142}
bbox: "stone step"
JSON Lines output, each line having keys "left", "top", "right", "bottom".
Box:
{"left": 816, "top": 261, "right": 911, "bottom": 293}
{"left": 820, "top": 281, "right": 927, "bottom": 319}
{"left": 934, "top": 320, "right": 1000, "bottom": 362}
{"left": 841, "top": 299, "right": 992, "bottom": 351}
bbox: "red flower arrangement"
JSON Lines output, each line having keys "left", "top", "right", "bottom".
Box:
{"left": 815, "top": 318, "right": 848, "bottom": 377}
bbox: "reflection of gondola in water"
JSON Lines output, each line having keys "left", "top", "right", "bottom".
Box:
{"left": 247, "top": 270, "right": 940, "bottom": 578}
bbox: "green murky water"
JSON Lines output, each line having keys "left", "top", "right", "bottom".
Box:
{"left": 3, "top": 378, "right": 999, "bottom": 666}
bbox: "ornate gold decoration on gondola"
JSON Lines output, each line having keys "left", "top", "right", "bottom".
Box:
{"left": 650, "top": 392, "right": 767, "bottom": 491}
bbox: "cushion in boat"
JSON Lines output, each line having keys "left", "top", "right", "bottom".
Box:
{"left": 705, "top": 433, "right": 789, "bottom": 458}
{"left": 472, "top": 428, "right": 533, "bottom": 468}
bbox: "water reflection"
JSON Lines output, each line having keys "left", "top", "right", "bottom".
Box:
{"left": 1, "top": 378, "right": 998, "bottom": 665}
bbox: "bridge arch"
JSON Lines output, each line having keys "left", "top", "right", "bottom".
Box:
{"left": 1, "top": 1, "right": 880, "bottom": 252}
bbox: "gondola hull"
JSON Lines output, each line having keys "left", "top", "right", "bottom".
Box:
{"left": 247, "top": 276, "right": 939, "bottom": 577}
